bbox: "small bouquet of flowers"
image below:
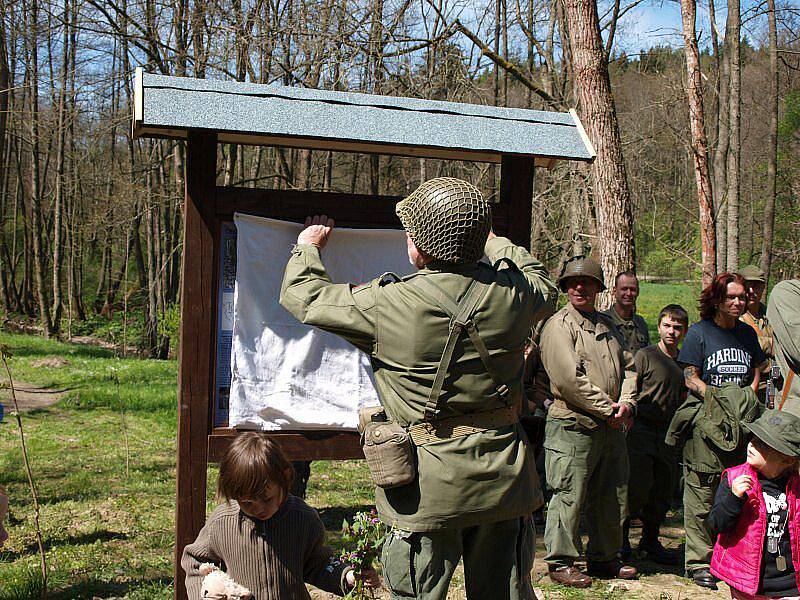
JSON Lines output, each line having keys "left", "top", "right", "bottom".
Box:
{"left": 340, "top": 510, "right": 388, "bottom": 599}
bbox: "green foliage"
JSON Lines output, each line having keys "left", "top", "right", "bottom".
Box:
{"left": 157, "top": 303, "right": 181, "bottom": 350}
{"left": 0, "top": 567, "right": 45, "bottom": 600}
{"left": 70, "top": 310, "right": 147, "bottom": 353}
{"left": 640, "top": 248, "right": 694, "bottom": 281}
{"left": 779, "top": 89, "right": 800, "bottom": 141}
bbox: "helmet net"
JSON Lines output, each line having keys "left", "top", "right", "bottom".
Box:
{"left": 396, "top": 177, "right": 491, "bottom": 264}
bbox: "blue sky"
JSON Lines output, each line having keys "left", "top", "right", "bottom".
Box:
{"left": 611, "top": 0, "right": 797, "bottom": 53}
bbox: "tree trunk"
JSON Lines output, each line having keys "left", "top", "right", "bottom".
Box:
{"left": 680, "top": 0, "right": 716, "bottom": 286}
{"left": 711, "top": 0, "right": 730, "bottom": 272}
{"left": 51, "top": 0, "right": 71, "bottom": 333}
{"left": 725, "top": 0, "right": 741, "bottom": 272}
{"left": 760, "top": 0, "right": 778, "bottom": 281}
{"left": 25, "top": 0, "right": 54, "bottom": 336}
{"left": 562, "top": 0, "right": 635, "bottom": 296}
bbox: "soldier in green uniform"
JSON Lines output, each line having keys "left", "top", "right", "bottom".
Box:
{"left": 602, "top": 271, "right": 650, "bottom": 356}
{"left": 623, "top": 304, "right": 688, "bottom": 564}
{"left": 767, "top": 279, "right": 800, "bottom": 415}
{"left": 279, "top": 178, "right": 557, "bottom": 600}
{"left": 540, "top": 256, "right": 638, "bottom": 588}
{"left": 740, "top": 265, "right": 775, "bottom": 405}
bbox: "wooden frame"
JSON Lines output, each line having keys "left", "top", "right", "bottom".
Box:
{"left": 173, "top": 137, "right": 535, "bottom": 598}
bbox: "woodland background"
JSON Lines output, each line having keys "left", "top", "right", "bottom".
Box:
{"left": 0, "top": 0, "right": 799, "bottom": 358}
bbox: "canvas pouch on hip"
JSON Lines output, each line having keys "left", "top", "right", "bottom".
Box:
{"left": 358, "top": 406, "right": 417, "bottom": 489}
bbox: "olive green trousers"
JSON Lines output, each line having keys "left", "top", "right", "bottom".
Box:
{"left": 627, "top": 422, "right": 677, "bottom": 536}
{"left": 683, "top": 466, "right": 720, "bottom": 574}
{"left": 380, "top": 517, "right": 535, "bottom": 600}
{"left": 543, "top": 417, "right": 629, "bottom": 568}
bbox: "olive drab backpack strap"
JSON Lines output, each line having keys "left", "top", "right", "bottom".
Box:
{"left": 413, "top": 275, "right": 510, "bottom": 422}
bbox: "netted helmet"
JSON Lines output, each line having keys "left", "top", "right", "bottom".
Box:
{"left": 396, "top": 178, "right": 491, "bottom": 264}
{"left": 558, "top": 255, "right": 606, "bottom": 291}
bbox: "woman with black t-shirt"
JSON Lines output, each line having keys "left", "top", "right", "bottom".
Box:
{"left": 677, "top": 272, "right": 768, "bottom": 589}
{"left": 680, "top": 272, "right": 767, "bottom": 395}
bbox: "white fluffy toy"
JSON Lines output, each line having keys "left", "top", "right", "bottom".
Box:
{"left": 198, "top": 563, "right": 254, "bottom": 600}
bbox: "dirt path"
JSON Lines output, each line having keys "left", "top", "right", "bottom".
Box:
{"left": 1, "top": 378, "right": 66, "bottom": 412}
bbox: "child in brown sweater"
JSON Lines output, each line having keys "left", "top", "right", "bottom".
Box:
{"left": 181, "top": 433, "right": 379, "bottom": 599}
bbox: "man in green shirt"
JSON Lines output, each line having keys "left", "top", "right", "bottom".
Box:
{"left": 740, "top": 264, "right": 775, "bottom": 405}
{"left": 624, "top": 304, "right": 688, "bottom": 564}
{"left": 603, "top": 271, "right": 650, "bottom": 356}
{"left": 280, "top": 178, "right": 557, "bottom": 600}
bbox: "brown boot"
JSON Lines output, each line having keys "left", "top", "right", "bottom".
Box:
{"left": 548, "top": 566, "right": 592, "bottom": 588}
{"left": 586, "top": 560, "right": 638, "bottom": 580}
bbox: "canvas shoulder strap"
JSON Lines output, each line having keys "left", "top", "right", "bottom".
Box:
{"left": 413, "top": 275, "right": 510, "bottom": 422}
{"left": 780, "top": 369, "right": 796, "bottom": 411}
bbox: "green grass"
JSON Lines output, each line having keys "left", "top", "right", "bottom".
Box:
{"left": 636, "top": 282, "right": 701, "bottom": 340}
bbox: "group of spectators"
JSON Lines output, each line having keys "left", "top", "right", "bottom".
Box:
{"left": 526, "top": 259, "right": 799, "bottom": 593}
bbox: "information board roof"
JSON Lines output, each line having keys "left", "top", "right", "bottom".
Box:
{"left": 133, "top": 68, "right": 596, "bottom": 166}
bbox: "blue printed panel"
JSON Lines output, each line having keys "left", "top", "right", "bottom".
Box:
{"left": 215, "top": 223, "right": 237, "bottom": 426}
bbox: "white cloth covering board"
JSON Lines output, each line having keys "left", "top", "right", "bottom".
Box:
{"left": 229, "top": 213, "right": 413, "bottom": 431}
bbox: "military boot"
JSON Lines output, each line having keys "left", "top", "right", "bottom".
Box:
{"left": 586, "top": 560, "right": 637, "bottom": 580}
{"left": 548, "top": 566, "right": 592, "bottom": 588}
{"left": 639, "top": 524, "right": 679, "bottom": 565}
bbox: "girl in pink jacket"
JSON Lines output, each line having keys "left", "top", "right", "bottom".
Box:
{"left": 710, "top": 409, "right": 800, "bottom": 599}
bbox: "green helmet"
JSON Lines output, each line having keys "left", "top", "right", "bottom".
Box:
{"left": 558, "top": 255, "right": 606, "bottom": 291}
{"left": 396, "top": 177, "right": 491, "bottom": 264}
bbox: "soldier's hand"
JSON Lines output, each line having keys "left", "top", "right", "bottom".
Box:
{"left": 298, "top": 215, "right": 334, "bottom": 249}
{"left": 731, "top": 474, "right": 753, "bottom": 498}
{"left": 608, "top": 402, "right": 632, "bottom": 429}
{"left": 487, "top": 229, "right": 497, "bottom": 241}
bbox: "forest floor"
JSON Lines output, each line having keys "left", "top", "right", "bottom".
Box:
{"left": 0, "top": 282, "right": 722, "bottom": 599}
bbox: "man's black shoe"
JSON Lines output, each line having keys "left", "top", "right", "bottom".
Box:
{"left": 639, "top": 538, "right": 680, "bottom": 565}
{"left": 691, "top": 568, "right": 718, "bottom": 590}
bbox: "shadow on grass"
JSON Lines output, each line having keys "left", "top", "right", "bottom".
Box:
{"left": 47, "top": 576, "right": 172, "bottom": 600}
{"left": 1, "top": 529, "right": 131, "bottom": 561}
{"left": 317, "top": 504, "right": 377, "bottom": 531}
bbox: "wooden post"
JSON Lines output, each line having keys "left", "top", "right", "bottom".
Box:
{"left": 499, "top": 156, "right": 535, "bottom": 249}
{"left": 175, "top": 131, "right": 218, "bottom": 600}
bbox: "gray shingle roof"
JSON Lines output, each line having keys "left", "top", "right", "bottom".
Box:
{"left": 133, "top": 68, "right": 595, "bottom": 165}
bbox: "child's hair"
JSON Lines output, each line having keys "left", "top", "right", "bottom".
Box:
{"left": 658, "top": 304, "right": 689, "bottom": 328}
{"left": 218, "top": 432, "right": 294, "bottom": 502}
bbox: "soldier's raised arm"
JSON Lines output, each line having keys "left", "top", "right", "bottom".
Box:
{"left": 279, "top": 216, "right": 377, "bottom": 355}
{"left": 540, "top": 317, "right": 615, "bottom": 419}
{"left": 484, "top": 233, "right": 558, "bottom": 321}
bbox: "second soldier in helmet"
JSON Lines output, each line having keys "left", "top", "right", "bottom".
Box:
{"left": 539, "top": 255, "right": 639, "bottom": 588}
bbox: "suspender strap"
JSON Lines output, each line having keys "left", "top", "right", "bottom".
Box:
{"left": 413, "top": 275, "right": 508, "bottom": 422}
{"left": 780, "top": 369, "right": 796, "bottom": 411}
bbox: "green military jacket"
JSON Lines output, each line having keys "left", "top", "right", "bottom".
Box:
{"left": 279, "top": 236, "right": 557, "bottom": 532}
{"left": 665, "top": 383, "right": 759, "bottom": 473}
{"left": 602, "top": 305, "right": 650, "bottom": 356}
{"left": 540, "top": 304, "right": 638, "bottom": 430}
{"left": 767, "top": 280, "right": 800, "bottom": 414}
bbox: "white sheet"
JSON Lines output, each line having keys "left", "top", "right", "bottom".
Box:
{"left": 229, "top": 213, "right": 413, "bottom": 431}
